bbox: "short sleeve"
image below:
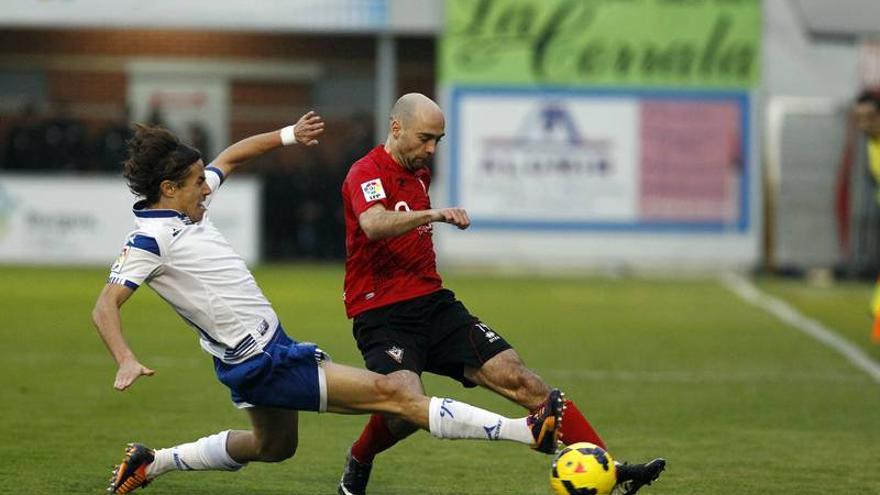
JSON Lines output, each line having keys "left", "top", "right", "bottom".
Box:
{"left": 107, "top": 234, "right": 163, "bottom": 290}
{"left": 346, "top": 162, "right": 389, "bottom": 216}
{"left": 203, "top": 164, "right": 225, "bottom": 207}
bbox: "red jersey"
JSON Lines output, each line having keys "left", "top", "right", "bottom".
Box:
{"left": 342, "top": 145, "right": 443, "bottom": 318}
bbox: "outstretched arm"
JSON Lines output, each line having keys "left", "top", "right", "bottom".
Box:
{"left": 209, "top": 110, "right": 324, "bottom": 178}
{"left": 91, "top": 283, "right": 154, "bottom": 391}
{"left": 358, "top": 203, "right": 470, "bottom": 241}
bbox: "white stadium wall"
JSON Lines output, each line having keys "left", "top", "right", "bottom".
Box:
{"left": 0, "top": 0, "right": 440, "bottom": 34}
{"left": 0, "top": 175, "right": 261, "bottom": 265}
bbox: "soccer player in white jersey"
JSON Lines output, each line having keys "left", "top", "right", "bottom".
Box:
{"left": 92, "top": 111, "right": 565, "bottom": 494}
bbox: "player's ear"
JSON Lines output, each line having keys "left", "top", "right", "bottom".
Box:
{"left": 159, "top": 179, "right": 177, "bottom": 199}
{"left": 390, "top": 118, "right": 401, "bottom": 138}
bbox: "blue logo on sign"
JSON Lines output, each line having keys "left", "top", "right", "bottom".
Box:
{"left": 481, "top": 102, "right": 613, "bottom": 178}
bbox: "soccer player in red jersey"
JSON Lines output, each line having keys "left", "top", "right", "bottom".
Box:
{"left": 338, "top": 93, "right": 665, "bottom": 495}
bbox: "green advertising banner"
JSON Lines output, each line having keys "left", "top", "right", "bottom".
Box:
{"left": 441, "top": 0, "right": 761, "bottom": 88}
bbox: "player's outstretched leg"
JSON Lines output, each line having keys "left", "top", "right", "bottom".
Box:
{"left": 615, "top": 458, "right": 666, "bottom": 495}
{"left": 528, "top": 388, "right": 565, "bottom": 454}
{"left": 108, "top": 443, "right": 154, "bottom": 494}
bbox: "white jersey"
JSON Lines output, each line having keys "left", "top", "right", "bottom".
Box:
{"left": 107, "top": 166, "right": 278, "bottom": 364}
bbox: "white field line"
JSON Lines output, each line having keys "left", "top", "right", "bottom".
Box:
{"left": 720, "top": 272, "right": 880, "bottom": 385}
{"left": 541, "top": 368, "right": 866, "bottom": 384}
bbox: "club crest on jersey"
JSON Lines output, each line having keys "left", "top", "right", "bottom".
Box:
{"left": 385, "top": 345, "right": 404, "bottom": 363}
{"left": 361, "top": 179, "right": 386, "bottom": 202}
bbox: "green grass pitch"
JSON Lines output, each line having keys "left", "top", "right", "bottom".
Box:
{"left": 1, "top": 265, "right": 878, "bottom": 494}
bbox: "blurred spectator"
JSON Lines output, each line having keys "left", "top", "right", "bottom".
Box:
{"left": 2, "top": 102, "right": 42, "bottom": 171}
{"left": 146, "top": 102, "right": 166, "bottom": 127}
{"left": 185, "top": 121, "right": 211, "bottom": 158}
{"left": 93, "top": 105, "right": 134, "bottom": 172}
{"left": 264, "top": 149, "right": 335, "bottom": 260}
{"left": 854, "top": 90, "right": 880, "bottom": 184}
{"left": 331, "top": 112, "right": 375, "bottom": 257}
{"left": 262, "top": 114, "right": 373, "bottom": 260}
{"left": 853, "top": 89, "right": 880, "bottom": 343}
{"left": 42, "top": 100, "right": 88, "bottom": 171}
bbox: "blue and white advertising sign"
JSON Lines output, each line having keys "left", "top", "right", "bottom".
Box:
{"left": 449, "top": 87, "right": 750, "bottom": 233}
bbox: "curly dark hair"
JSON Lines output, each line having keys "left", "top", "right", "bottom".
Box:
{"left": 123, "top": 124, "right": 202, "bottom": 205}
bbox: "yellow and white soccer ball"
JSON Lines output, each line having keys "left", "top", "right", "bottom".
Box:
{"left": 549, "top": 442, "right": 616, "bottom": 495}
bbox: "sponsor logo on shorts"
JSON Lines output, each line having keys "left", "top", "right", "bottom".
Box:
{"left": 361, "top": 179, "right": 386, "bottom": 202}
{"left": 476, "top": 323, "right": 500, "bottom": 343}
{"left": 385, "top": 345, "right": 404, "bottom": 363}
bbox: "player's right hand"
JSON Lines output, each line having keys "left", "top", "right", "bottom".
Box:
{"left": 293, "top": 110, "right": 324, "bottom": 146}
{"left": 114, "top": 359, "right": 155, "bottom": 391}
{"left": 434, "top": 207, "right": 470, "bottom": 230}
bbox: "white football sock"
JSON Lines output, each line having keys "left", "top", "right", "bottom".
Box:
{"left": 428, "top": 397, "right": 534, "bottom": 445}
{"left": 146, "top": 430, "right": 243, "bottom": 479}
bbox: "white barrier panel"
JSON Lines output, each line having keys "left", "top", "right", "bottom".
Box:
{"left": 0, "top": 174, "right": 260, "bottom": 265}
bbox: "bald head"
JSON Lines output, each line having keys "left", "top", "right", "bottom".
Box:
{"left": 385, "top": 93, "right": 446, "bottom": 171}
{"left": 390, "top": 93, "right": 443, "bottom": 127}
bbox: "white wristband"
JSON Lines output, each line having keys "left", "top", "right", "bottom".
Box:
{"left": 280, "top": 125, "right": 296, "bottom": 146}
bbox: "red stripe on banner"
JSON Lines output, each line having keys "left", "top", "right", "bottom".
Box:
{"left": 835, "top": 120, "right": 856, "bottom": 258}
{"left": 639, "top": 101, "right": 741, "bottom": 222}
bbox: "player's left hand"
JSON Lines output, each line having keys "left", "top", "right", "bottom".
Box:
{"left": 114, "top": 359, "right": 155, "bottom": 391}
{"left": 294, "top": 110, "right": 325, "bottom": 146}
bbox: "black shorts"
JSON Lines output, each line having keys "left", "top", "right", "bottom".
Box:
{"left": 352, "top": 289, "right": 512, "bottom": 387}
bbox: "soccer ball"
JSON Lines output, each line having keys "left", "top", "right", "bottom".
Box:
{"left": 549, "top": 442, "right": 617, "bottom": 495}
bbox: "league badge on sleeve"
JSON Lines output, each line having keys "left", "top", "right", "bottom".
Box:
{"left": 361, "top": 179, "right": 386, "bottom": 202}
{"left": 110, "top": 245, "right": 130, "bottom": 274}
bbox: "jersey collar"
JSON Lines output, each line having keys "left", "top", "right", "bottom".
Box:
{"left": 371, "top": 145, "right": 411, "bottom": 174}
{"left": 132, "top": 200, "right": 193, "bottom": 224}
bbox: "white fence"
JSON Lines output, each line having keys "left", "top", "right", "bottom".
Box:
{"left": 0, "top": 174, "right": 261, "bottom": 265}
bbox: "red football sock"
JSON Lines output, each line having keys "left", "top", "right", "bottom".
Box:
{"left": 350, "top": 414, "right": 398, "bottom": 464}
{"left": 553, "top": 400, "right": 606, "bottom": 450}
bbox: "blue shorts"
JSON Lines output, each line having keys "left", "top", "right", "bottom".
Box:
{"left": 213, "top": 326, "right": 327, "bottom": 412}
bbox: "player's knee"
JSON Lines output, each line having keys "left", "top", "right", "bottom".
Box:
{"left": 372, "top": 374, "right": 397, "bottom": 401}
{"left": 373, "top": 374, "right": 412, "bottom": 403}
{"left": 373, "top": 374, "right": 420, "bottom": 413}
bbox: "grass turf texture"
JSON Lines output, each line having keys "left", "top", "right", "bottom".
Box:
{"left": 0, "top": 265, "right": 878, "bottom": 494}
